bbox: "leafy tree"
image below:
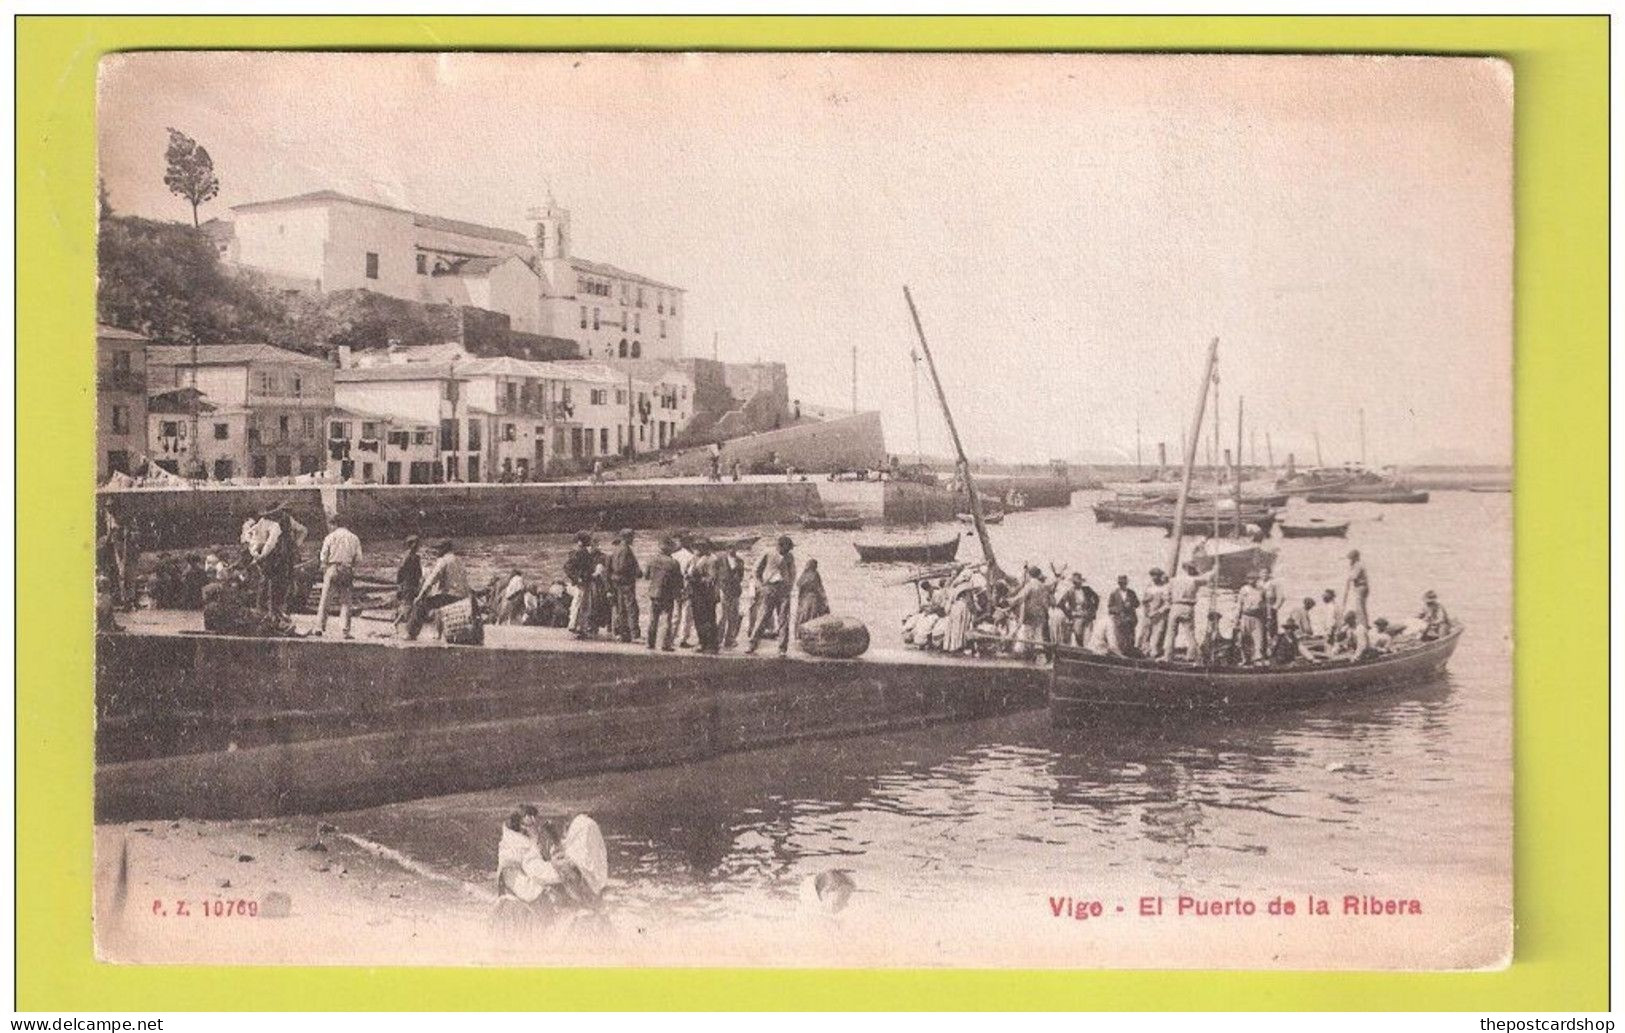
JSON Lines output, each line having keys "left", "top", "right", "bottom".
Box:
{"left": 97, "top": 215, "right": 282, "bottom": 345}
{"left": 162, "top": 128, "right": 219, "bottom": 227}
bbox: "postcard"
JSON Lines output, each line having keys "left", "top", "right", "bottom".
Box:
{"left": 91, "top": 51, "right": 1512, "bottom": 969}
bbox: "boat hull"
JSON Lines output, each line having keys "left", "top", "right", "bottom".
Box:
{"left": 1304, "top": 490, "right": 1430, "bottom": 504}
{"left": 800, "top": 515, "right": 865, "bottom": 530}
{"left": 854, "top": 535, "right": 962, "bottom": 564}
{"left": 1050, "top": 628, "right": 1462, "bottom": 721}
{"left": 1278, "top": 520, "right": 1350, "bottom": 538}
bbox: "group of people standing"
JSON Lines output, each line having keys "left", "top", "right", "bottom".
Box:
{"left": 553, "top": 530, "right": 830, "bottom": 655}
{"left": 904, "top": 547, "right": 1454, "bottom": 668}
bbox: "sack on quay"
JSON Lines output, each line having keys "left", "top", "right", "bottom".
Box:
{"left": 798, "top": 614, "right": 870, "bottom": 659}
{"left": 438, "top": 597, "right": 484, "bottom": 645}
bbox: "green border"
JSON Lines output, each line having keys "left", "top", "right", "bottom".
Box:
{"left": 18, "top": 15, "right": 1607, "bottom": 1010}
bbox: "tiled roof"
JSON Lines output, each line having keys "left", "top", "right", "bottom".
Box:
{"left": 335, "top": 363, "right": 462, "bottom": 382}
{"left": 570, "top": 257, "right": 682, "bottom": 292}
{"left": 231, "top": 190, "right": 529, "bottom": 247}
{"left": 147, "top": 343, "right": 332, "bottom": 368}
{"left": 97, "top": 324, "right": 149, "bottom": 341}
{"left": 413, "top": 213, "right": 529, "bottom": 247}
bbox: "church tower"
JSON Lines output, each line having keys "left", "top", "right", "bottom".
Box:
{"left": 529, "top": 196, "right": 571, "bottom": 261}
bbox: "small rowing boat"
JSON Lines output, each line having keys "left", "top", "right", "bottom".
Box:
{"left": 1305, "top": 488, "right": 1429, "bottom": 504}
{"left": 800, "top": 514, "right": 865, "bottom": 531}
{"left": 1278, "top": 516, "right": 1351, "bottom": 538}
{"left": 1050, "top": 627, "right": 1463, "bottom": 721}
{"left": 958, "top": 510, "right": 1004, "bottom": 525}
{"left": 855, "top": 533, "right": 962, "bottom": 564}
{"left": 1189, "top": 540, "right": 1276, "bottom": 589}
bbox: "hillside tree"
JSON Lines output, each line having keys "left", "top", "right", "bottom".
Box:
{"left": 162, "top": 127, "right": 219, "bottom": 227}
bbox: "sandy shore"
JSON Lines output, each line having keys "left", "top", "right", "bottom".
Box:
{"left": 94, "top": 817, "right": 501, "bottom": 965}
{"left": 95, "top": 816, "right": 1510, "bottom": 969}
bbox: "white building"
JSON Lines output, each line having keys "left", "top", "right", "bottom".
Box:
{"left": 222, "top": 190, "right": 684, "bottom": 354}
{"left": 332, "top": 348, "right": 694, "bottom": 479}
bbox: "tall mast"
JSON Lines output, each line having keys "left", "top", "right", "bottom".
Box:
{"left": 1234, "top": 396, "right": 1245, "bottom": 536}
{"left": 1211, "top": 366, "right": 1221, "bottom": 537}
{"left": 1359, "top": 407, "right": 1367, "bottom": 467}
{"left": 1135, "top": 415, "right": 1143, "bottom": 472}
{"left": 910, "top": 348, "right": 923, "bottom": 465}
{"left": 1266, "top": 430, "right": 1275, "bottom": 472}
{"left": 1315, "top": 428, "right": 1324, "bottom": 468}
{"left": 902, "top": 285, "right": 999, "bottom": 577}
{"left": 1165, "top": 338, "right": 1220, "bottom": 576}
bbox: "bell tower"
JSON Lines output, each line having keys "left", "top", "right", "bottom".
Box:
{"left": 529, "top": 195, "right": 571, "bottom": 261}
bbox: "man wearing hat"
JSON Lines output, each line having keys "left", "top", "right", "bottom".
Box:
{"left": 563, "top": 532, "right": 596, "bottom": 638}
{"left": 1105, "top": 575, "right": 1139, "bottom": 656}
{"left": 745, "top": 536, "right": 797, "bottom": 655}
{"left": 1416, "top": 590, "right": 1454, "bottom": 641}
{"left": 315, "top": 516, "right": 363, "bottom": 639}
{"left": 1137, "top": 567, "right": 1171, "bottom": 656}
{"left": 644, "top": 537, "right": 683, "bottom": 652}
{"left": 607, "top": 529, "right": 642, "bottom": 643}
{"left": 1054, "top": 573, "right": 1097, "bottom": 649}
{"left": 1268, "top": 614, "right": 1305, "bottom": 665}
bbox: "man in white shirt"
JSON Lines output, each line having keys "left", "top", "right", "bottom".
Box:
{"left": 671, "top": 535, "right": 698, "bottom": 648}
{"left": 316, "top": 519, "right": 363, "bottom": 638}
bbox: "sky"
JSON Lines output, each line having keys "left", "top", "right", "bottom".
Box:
{"left": 99, "top": 52, "right": 1513, "bottom": 466}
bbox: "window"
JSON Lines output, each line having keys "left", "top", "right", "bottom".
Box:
{"left": 660, "top": 320, "right": 666, "bottom": 339}
{"left": 468, "top": 457, "right": 479, "bottom": 483}
{"left": 634, "top": 312, "right": 641, "bottom": 334}
{"left": 440, "top": 419, "right": 459, "bottom": 451}
{"left": 658, "top": 295, "right": 665, "bottom": 315}
{"left": 632, "top": 340, "right": 642, "bottom": 358}
{"left": 503, "top": 423, "right": 517, "bottom": 442}
{"left": 504, "top": 382, "right": 518, "bottom": 409}
{"left": 278, "top": 415, "right": 291, "bottom": 441}
{"left": 617, "top": 425, "right": 624, "bottom": 452}
{"left": 274, "top": 454, "right": 293, "bottom": 476}
{"left": 601, "top": 428, "right": 610, "bottom": 454}
{"left": 110, "top": 404, "right": 129, "bottom": 434}
{"left": 361, "top": 421, "right": 379, "bottom": 440}
{"left": 621, "top": 283, "right": 629, "bottom": 303}
{"left": 213, "top": 459, "right": 233, "bottom": 480}
{"left": 258, "top": 372, "right": 275, "bottom": 394}
{"left": 671, "top": 298, "right": 678, "bottom": 317}
{"left": 445, "top": 456, "right": 459, "bottom": 481}
{"left": 413, "top": 429, "right": 434, "bottom": 446}
{"left": 417, "top": 253, "right": 428, "bottom": 275}
{"left": 590, "top": 388, "right": 608, "bottom": 406}
{"left": 361, "top": 461, "right": 374, "bottom": 481}
{"left": 637, "top": 287, "right": 645, "bottom": 308}
{"left": 365, "top": 252, "right": 380, "bottom": 280}
{"left": 302, "top": 413, "right": 316, "bottom": 439}
{"left": 387, "top": 430, "right": 410, "bottom": 448}
{"left": 251, "top": 455, "right": 268, "bottom": 477}
{"left": 618, "top": 340, "right": 627, "bottom": 358}
{"left": 299, "top": 454, "right": 321, "bottom": 475}
{"left": 615, "top": 389, "right": 626, "bottom": 405}
{"left": 292, "top": 375, "right": 303, "bottom": 398}
{"left": 330, "top": 421, "right": 350, "bottom": 440}
{"left": 467, "top": 419, "right": 481, "bottom": 451}
{"left": 213, "top": 422, "right": 229, "bottom": 440}
{"left": 592, "top": 308, "right": 600, "bottom": 330}
{"left": 579, "top": 306, "right": 587, "bottom": 329}
{"left": 112, "top": 349, "right": 131, "bottom": 372}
